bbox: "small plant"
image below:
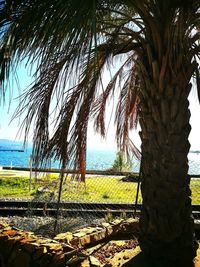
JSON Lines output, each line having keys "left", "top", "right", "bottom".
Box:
{"left": 111, "top": 151, "right": 133, "bottom": 172}
{"left": 120, "top": 211, "right": 127, "bottom": 220}
{"left": 105, "top": 212, "right": 113, "bottom": 222}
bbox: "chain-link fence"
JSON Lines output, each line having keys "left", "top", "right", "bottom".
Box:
{"left": 190, "top": 177, "right": 200, "bottom": 205}
{"left": 24, "top": 168, "right": 200, "bottom": 228}
{"left": 24, "top": 170, "right": 141, "bottom": 229}
{"left": 25, "top": 167, "right": 200, "bottom": 202}
{"left": 2, "top": 162, "right": 200, "bottom": 233}
{"left": 188, "top": 153, "right": 200, "bottom": 205}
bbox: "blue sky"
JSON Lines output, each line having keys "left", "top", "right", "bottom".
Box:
{"left": 0, "top": 66, "right": 200, "bottom": 151}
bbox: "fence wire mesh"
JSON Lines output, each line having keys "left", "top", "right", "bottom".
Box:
{"left": 26, "top": 171, "right": 141, "bottom": 226}
{"left": 190, "top": 177, "right": 200, "bottom": 205}
{"left": 27, "top": 167, "right": 200, "bottom": 220}
{"left": 3, "top": 154, "right": 200, "bottom": 233}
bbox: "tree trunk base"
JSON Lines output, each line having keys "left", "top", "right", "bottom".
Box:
{"left": 139, "top": 235, "right": 198, "bottom": 266}
{"left": 123, "top": 250, "right": 197, "bottom": 267}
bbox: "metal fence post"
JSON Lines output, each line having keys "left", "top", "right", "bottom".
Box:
{"left": 134, "top": 160, "right": 142, "bottom": 218}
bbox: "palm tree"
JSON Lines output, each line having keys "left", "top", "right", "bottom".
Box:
{"left": 0, "top": 0, "right": 199, "bottom": 264}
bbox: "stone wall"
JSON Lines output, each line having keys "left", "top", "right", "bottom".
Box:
{"left": 0, "top": 223, "right": 75, "bottom": 267}
{"left": 0, "top": 218, "right": 139, "bottom": 267}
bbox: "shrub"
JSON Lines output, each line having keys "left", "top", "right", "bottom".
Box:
{"left": 111, "top": 152, "right": 133, "bottom": 172}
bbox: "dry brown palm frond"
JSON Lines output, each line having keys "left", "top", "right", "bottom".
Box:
{"left": 42, "top": 49, "right": 110, "bottom": 182}
{"left": 12, "top": 51, "right": 72, "bottom": 167}
{"left": 92, "top": 56, "right": 133, "bottom": 137}
{"left": 115, "top": 56, "right": 140, "bottom": 159}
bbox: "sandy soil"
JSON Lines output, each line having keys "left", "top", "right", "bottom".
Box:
{"left": 0, "top": 167, "right": 32, "bottom": 177}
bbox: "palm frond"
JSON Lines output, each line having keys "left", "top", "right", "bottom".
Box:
{"left": 195, "top": 65, "right": 200, "bottom": 104}
{"left": 0, "top": 0, "right": 102, "bottom": 95}
{"left": 14, "top": 52, "right": 70, "bottom": 166}
{"left": 0, "top": 0, "right": 199, "bottom": 179}
{"left": 92, "top": 56, "right": 132, "bottom": 137}
{"left": 38, "top": 49, "right": 109, "bottom": 181}
{"left": 115, "top": 56, "right": 140, "bottom": 159}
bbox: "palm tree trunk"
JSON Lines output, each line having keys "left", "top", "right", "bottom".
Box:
{"left": 138, "top": 58, "right": 198, "bottom": 264}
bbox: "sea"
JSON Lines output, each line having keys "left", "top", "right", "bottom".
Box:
{"left": 0, "top": 139, "right": 200, "bottom": 175}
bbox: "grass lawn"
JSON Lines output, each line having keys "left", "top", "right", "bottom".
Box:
{"left": 61, "top": 176, "right": 142, "bottom": 203}
{"left": 0, "top": 175, "right": 199, "bottom": 204}
{"left": 0, "top": 176, "right": 31, "bottom": 198}
{"left": 190, "top": 178, "right": 200, "bottom": 204}
{"left": 0, "top": 175, "right": 142, "bottom": 203}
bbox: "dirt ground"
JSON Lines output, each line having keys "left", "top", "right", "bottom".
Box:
{"left": 0, "top": 167, "right": 30, "bottom": 177}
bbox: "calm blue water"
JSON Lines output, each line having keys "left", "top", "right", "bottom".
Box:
{"left": 0, "top": 148, "right": 120, "bottom": 170}
{"left": 0, "top": 146, "right": 200, "bottom": 174}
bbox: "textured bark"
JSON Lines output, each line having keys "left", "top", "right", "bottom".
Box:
{"left": 138, "top": 53, "right": 198, "bottom": 264}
